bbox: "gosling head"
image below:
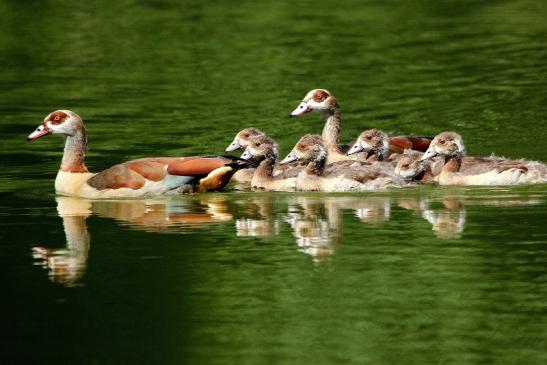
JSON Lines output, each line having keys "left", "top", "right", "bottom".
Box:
{"left": 395, "top": 150, "right": 425, "bottom": 179}
{"left": 225, "top": 128, "right": 265, "bottom": 152}
{"left": 347, "top": 129, "right": 389, "bottom": 158}
{"left": 289, "top": 89, "right": 339, "bottom": 117}
{"left": 240, "top": 135, "right": 278, "bottom": 162}
{"left": 421, "top": 132, "right": 465, "bottom": 161}
{"left": 27, "top": 110, "right": 84, "bottom": 141}
{"left": 280, "top": 134, "right": 326, "bottom": 164}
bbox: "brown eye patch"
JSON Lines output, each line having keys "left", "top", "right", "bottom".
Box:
{"left": 312, "top": 90, "right": 329, "bottom": 102}
{"left": 48, "top": 111, "right": 68, "bottom": 125}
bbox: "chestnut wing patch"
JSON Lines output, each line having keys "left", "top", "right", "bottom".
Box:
{"left": 87, "top": 157, "right": 231, "bottom": 191}
{"left": 166, "top": 157, "right": 230, "bottom": 176}
{"left": 389, "top": 136, "right": 432, "bottom": 153}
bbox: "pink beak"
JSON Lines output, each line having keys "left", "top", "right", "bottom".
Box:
{"left": 27, "top": 126, "right": 50, "bottom": 141}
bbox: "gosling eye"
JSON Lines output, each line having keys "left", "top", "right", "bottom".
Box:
{"left": 244, "top": 133, "right": 250, "bottom": 138}
{"left": 439, "top": 139, "right": 446, "bottom": 145}
{"left": 402, "top": 164, "right": 409, "bottom": 168}
{"left": 366, "top": 136, "right": 372, "bottom": 140}
{"left": 255, "top": 142, "right": 261, "bottom": 147}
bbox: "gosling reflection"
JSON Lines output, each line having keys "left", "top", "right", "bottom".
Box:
{"left": 286, "top": 197, "right": 337, "bottom": 261}
{"left": 33, "top": 197, "right": 91, "bottom": 286}
{"left": 235, "top": 197, "right": 280, "bottom": 237}
{"left": 422, "top": 197, "right": 467, "bottom": 239}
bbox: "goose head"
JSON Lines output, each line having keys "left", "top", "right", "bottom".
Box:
{"left": 395, "top": 150, "right": 425, "bottom": 179}
{"left": 421, "top": 132, "right": 465, "bottom": 161}
{"left": 225, "top": 128, "right": 265, "bottom": 152}
{"left": 240, "top": 135, "right": 278, "bottom": 162}
{"left": 280, "top": 134, "right": 326, "bottom": 164}
{"left": 347, "top": 129, "right": 389, "bottom": 157}
{"left": 27, "top": 110, "right": 84, "bottom": 141}
{"left": 289, "top": 89, "right": 338, "bottom": 117}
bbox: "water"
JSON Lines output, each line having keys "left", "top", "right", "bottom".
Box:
{"left": 2, "top": 0, "right": 547, "bottom": 363}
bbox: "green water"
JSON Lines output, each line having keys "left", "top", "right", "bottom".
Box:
{"left": 2, "top": 0, "right": 547, "bottom": 363}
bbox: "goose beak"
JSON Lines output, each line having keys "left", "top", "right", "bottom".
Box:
{"left": 225, "top": 139, "right": 242, "bottom": 152}
{"left": 289, "top": 102, "right": 310, "bottom": 117}
{"left": 420, "top": 147, "right": 437, "bottom": 161}
{"left": 280, "top": 150, "right": 298, "bottom": 164}
{"left": 347, "top": 142, "right": 364, "bottom": 155}
{"left": 240, "top": 148, "right": 253, "bottom": 160}
{"left": 27, "top": 125, "right": 50, "bottom": 141}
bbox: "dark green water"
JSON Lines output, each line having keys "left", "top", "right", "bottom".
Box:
{"left": 2, "top": 1, "right": 547, "bottom": 364}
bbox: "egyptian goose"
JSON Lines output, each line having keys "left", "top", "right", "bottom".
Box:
{"left": 289, "top": 89, "right": 432, "bottom": 163}
{"left": 225, "top": 128, "right": 305, "bottom": 182}
{"left": 27, "top": 110, "right": 251, "bottom": 198}
{"left": 280, "top": 134, "right": 408, "bottom": 192}
{"left": 239, "top": 135, "right": 297, "bottom": 191}
{"left": 420, "top": 132, "right": 547, "bottom": 185}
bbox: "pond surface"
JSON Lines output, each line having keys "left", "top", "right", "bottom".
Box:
{"left": 1, "top": 0, "right": 547, "bottom": 364}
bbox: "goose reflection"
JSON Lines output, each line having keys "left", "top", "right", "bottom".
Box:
{"left": 33, "top": 196, "right": 234, "bottom": 286}
{"left": 32, "top": 197, "right": 91, "bottom": 286}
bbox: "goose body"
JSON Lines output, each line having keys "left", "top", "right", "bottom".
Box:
{"left": 280, "top": 134, "right": 409, "bottom": 192}
{"left": 240, "top": 135, "right": 297, "bottom": 192}
{"left": 225, "top": 128, "right": 305, "bottom": 183}
{"left": 420, "top": 132, "right": 547, "bottom": 185}
{"left": 28, "top": 110, "right": 247, "bottom": 198}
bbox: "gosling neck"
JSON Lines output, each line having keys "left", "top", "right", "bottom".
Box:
{"left": 442, "top": 153, "right": 463, "bottom": 174}
{"left": 305, "top": 150, "right": 327, "bottom": 176}
{"left": 254, "top": 155, "right": 277, "bottom": 182}
{"left": 61, "top": 128, "right": 89, "bottom": 173}
{"left": 322, "top": 107, "right": 342, "bottom": 154}
{"left": 415, "top": 163, "right": 434, "bottom": 182}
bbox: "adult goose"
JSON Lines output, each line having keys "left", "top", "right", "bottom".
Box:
{"left": 27, "top": 110, "right": 251, "bottom": 198}
{"left": 289, "top": 89, "right": 432, "bottom": 162}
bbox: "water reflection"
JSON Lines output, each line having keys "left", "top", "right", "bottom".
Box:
{"left": 32, "top": 197, "right": 91, "bottom": 286}
{"left": 34, "top": 192, "right": 543, "bottom": 285}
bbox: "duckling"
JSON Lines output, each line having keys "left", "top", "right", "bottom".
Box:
{"left": 280, "top": 134, "right": 409, "bottom": 192}
{"left": 289, "top": 89, "right": 432, "bottom": 163}
{"left": 395, "top": 150, "right": 443, "bottom": 183}
{"left": 225, "top": 128, "right": 305, "bottom": 183}
{"left": 239, "top": 135, "right": 297, "bottom": 192}
{"left": 421, "top": 132, "right": 547, "bottom": 185}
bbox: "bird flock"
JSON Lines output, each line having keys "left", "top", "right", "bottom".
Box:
{"left": 27, "top": 88, "right": 547, "bottom": 199}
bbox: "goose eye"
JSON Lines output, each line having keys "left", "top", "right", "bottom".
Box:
{"left": 54, "top": 116, "right": 60, "bottom": 121}
{"left": 402, "top": 164, "right": 409, "bottom": 168}
{"left": 366, "top": 136, "right": 372, "bottom": 140}
{"left": 313, "top": 90, "right": 328, "bottom": 102}
{"left": 439, "top": 140, "right": 446, "bottom": 145}
{"left": 255, "top": 142, "right": 261, "bottom": 147}
{"left": 244, "top": 134, "right": 249, "bottom": 138}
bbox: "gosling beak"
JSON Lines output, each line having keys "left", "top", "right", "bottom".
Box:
{"left": 280, "top": 150, "right": 298, "bottom": 164}
{"left": 420, "top": 147, "right": 437, "bottom": 161}
{"left": 289, "top": 102, "right": 310, "bottom": 117}
{"left": 27, "top": 125, "right": 50, "bottom": 141}
{"left": 240, "top": 148, "right": 253, "bottom": 160}
{"left": 225, "top": 139, "right": 242, "bottom": 152}
{"left": 347, "top": 142, "right": 364, "bottom": 155}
